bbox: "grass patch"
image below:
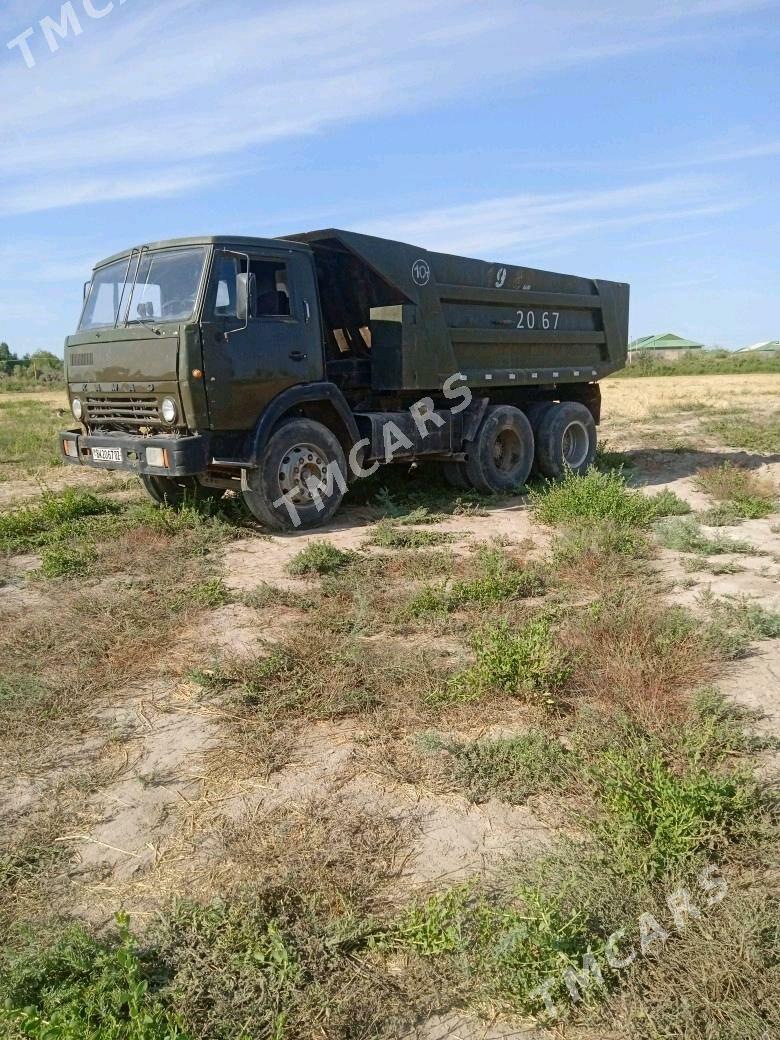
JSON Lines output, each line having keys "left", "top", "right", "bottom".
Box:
{"left": 448, "top": 615, "right": 572, "bottom": 708}
{"left": 0, "top": 914, "right": 189, "bottom": 1040}
{"left": 531, "top": 468, "right": 653, "bottom": 528}
{"left": 424, "top": 730, "right": 572, "bottom": 804}
{"left": 0, "top": 397, "right": 66, "bottom": 476}
{"left": 404, "top": 547, "right": 544, "bottom": 618}
{"left": 368, "top": 520, "right": 454, "bottom": 550}
{"left": 704, "top": 413, "right": 780, "bottom": 453}
{"left": 655, "top": 517, "right": 755, "bottom": 555}
{"left": 198, "top": 624, "right": 437, "bottom": 724}
{"left": 531, "top": 468, "right": 690, "bottom": 534}
{"left": 694, "top": 462, "right": 776, "bottom": 520}
{"left": 0, "top": 488, "right": 121, "bottom": 553}
{"left": 0, "top": 488, "right": 241, "bottom": 583}
{"left": 702, "top": 592, "right": 780, "bottom": 644}
{"left": 586, "top": 731, "right": 759, "bottom": 878}
{"left": 565, "top": 593, "right": 717, "bottom": 721}
{"left": 286, "top": 540, "right": 357, "bottom": 577}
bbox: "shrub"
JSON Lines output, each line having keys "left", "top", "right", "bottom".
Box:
{"left": 588, "top": 737, "right": 759, "bottom": 877}
{"left": 368, "top": 521, "right": 453, "bottom": 550}
{"left": 695, "top": 462, "right": 775, "bottom": 503}
{"left": 428, "top": 730, "right": 572, "bottom": 803}
{"left": 530, "top": 468, "right": 654, "bottom": 529}
{"left": 452, "top": 616, "right": 572, "bottom": 706}
{"left": 655, "top": 517, "right": 754, "bottom": 555}
{"left": 645, "top": 489, "right": 692, "bottom": 519}
{"left": 0, "top": 914, "right": 189, "bottom": 1040}
{"left": 286, "top": 541, "right": 356, "bottom": 577}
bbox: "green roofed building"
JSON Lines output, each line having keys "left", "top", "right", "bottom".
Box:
{"left": 628, "top": 332, "right": 705, "bottom": 362}
{"left": 736, "top": 340, "right": 780, "bottom": 356}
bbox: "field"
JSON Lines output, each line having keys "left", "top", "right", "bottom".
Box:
{"left": 1, "top": 374, "right": 780, "bottom": 1040}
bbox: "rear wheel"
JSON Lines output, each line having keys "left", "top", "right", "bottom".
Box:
{"left": 464, "top": 405, "right": 535, "bottom": 494}
{"left": 140, "top": 475, "right": 226, "bottom": 507}
{"left": 535, "top": 401, "right": 597, "bottom": 478}
{"left": 242, "top": 417, "right": 347, "bottom": 532}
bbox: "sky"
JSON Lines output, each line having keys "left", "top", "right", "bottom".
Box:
{"left": 1, "top": 0, "right": 779, "bottom": 356}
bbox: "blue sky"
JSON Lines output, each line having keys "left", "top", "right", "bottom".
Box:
{"left": 2, "top": 0, "right": 779, "bottom": 355}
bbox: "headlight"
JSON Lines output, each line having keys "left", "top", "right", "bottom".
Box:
{"left": 71, "top": 398, "right": 83, "bottom": 421}
{"left": 161, "top": 397, "right": 178, "bottom": 424}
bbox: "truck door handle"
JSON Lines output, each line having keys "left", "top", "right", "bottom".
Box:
{"left": 290, "top": 351, "right": 308, "bottom": 362}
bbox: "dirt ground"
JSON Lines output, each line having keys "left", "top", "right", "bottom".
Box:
{"left": 2, "top": 373, "right": 780, "bottom": 1038}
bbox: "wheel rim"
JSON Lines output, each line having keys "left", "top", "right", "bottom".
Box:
{"left": 493, "top": 428, "right": 522, "bottom": 474}
{"left": 278, "top": 443, "right": 330, "bottom": 505}
{"left": 561, "top": 421, "right": 590, "bottom": 469}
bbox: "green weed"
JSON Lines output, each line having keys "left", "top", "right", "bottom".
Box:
{"left": 0, "top": 914, "right": 190, "bottom": 1040}
{"left": 451, "top": 616, "right": 572, "bottom": 707}
{"left": 588, "top": 736, "right": 759, "bottom": 877}
{"left": 405, "top": 548, "right": 544, "bottom": 617}
{"left": 286, "top": 541, "right": 357, "bottom": 577}
{"left": 368, "top": 521, "right": 453, "bottom": 550}
{"left": 655, "top": 517, "right": 755, "bottom": 555}
{"left": 427, "top": 730, "right": 572, "bottom": 804}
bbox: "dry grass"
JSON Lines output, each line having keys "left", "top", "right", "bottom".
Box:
{"left": 218, "top": 795, "right": 413, "bottom": 914}
{"left": 564, "top": 592, "right": 719, "bottom": 725}
{"left": 694, "top": 462, "right": 776, "bottom": 503}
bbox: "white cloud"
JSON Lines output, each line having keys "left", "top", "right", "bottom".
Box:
{"left": 358, "top": 175, "right": 744, "bottom": 261}
{"left": 2, "top": 0, "right": 775, "bottom": 216}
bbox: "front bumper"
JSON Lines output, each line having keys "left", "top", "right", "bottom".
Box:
{"left": 59, "top": 429, "right": 211, "bottom": 477}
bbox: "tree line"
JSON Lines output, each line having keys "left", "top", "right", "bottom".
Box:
{"left": 0, "top": 343, "right": 64, "bottom": 385}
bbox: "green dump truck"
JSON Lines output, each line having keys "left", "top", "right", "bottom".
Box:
{"left": 60, "top": 230, "right": 630, "bottom": 530}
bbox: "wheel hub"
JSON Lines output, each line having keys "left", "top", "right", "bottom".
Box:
{"left": 561, "top": 421, "right": 589, "bottom": 469}
{"left": 278, "top": 444, "right": 329, "bottom": 505}
{"left": 493, "top": 428, "right": 522, "bottom": 473}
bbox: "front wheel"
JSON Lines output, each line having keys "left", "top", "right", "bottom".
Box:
{"left": 242, "top": 418, "right": 347, "bottom": 532}
{"left": 535, "top": 402, "right": 597, "bottom": 478}
{"left": 140, "top": 475, "right": 226, "bottom": 507}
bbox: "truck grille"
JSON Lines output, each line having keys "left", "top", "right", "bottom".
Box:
{"left": 85, "top": 396, "right": 161, "bottom": 426}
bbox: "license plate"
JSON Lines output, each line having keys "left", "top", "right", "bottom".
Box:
{"left": 91, "top": 447, "right": 123, "bottom": 464}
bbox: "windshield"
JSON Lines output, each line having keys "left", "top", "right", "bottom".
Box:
{"left": 79, "top": 246, "right": 208, "bottom": 330}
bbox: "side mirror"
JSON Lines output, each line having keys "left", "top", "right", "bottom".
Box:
{"left": 83, "top": 280, "right": 91, "bottom": 301}
{"left": 236, "top": 272, "right": 257, "bottom": 323}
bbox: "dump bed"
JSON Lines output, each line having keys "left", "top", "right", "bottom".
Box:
{"left": 286, "top": 229, "right": 629, "bottom": 393}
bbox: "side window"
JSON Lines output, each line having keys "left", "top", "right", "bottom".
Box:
{"left": 212, "top": 254, "right": 241, "bottom": 319}
{"left": 210, "top": 255, "right": 292, "bottom": 320}
{"left": 250, "top": 259, "right": 291, "bottom": 317}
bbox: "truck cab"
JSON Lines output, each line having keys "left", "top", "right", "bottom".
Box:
{"left": 61, "top": 231, "right": 628, "bottom": 530}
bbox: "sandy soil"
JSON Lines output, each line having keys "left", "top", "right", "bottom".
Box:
{"left": 2, "top": 374, "right": 780, "bottom": 1009}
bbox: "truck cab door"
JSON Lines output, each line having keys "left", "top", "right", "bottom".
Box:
{"left": 200, "top": 247, "right": 323, "bottom": 431}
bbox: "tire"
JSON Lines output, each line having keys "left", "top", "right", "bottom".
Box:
{"left": 242, "top": 417, "right": 347, "bottom": 532}
{"left": 441, "top": 461, "right": 472, "bottom": 490}
{"left": 523, "top": 402, "right": 555, "bottom": 475}
{"left": 535, "top": 402, "right": 597, "bottom": 479}
{"left": 140, "top": 475, "right": 226, "bottom": 507}
{"left": 464, "top": 405, "right": 535, "bottom": 494}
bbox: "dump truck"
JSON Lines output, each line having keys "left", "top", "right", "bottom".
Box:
{"left": 59, "top": 230, "right": 630, "bottom": 530}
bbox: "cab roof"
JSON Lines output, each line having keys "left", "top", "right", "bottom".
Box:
{"left": 94, "top": 234, "right": 317, "bottom": 270}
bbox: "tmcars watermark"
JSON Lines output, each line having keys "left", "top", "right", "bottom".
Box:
{"left": 6, "top": 1, "right": 129, "bottom": 70}
{"left": 273, "top": 373, "right": 473, "bottom": 528}
{"left": 529, "top": 865, "right": 728, "bottom": 1020}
